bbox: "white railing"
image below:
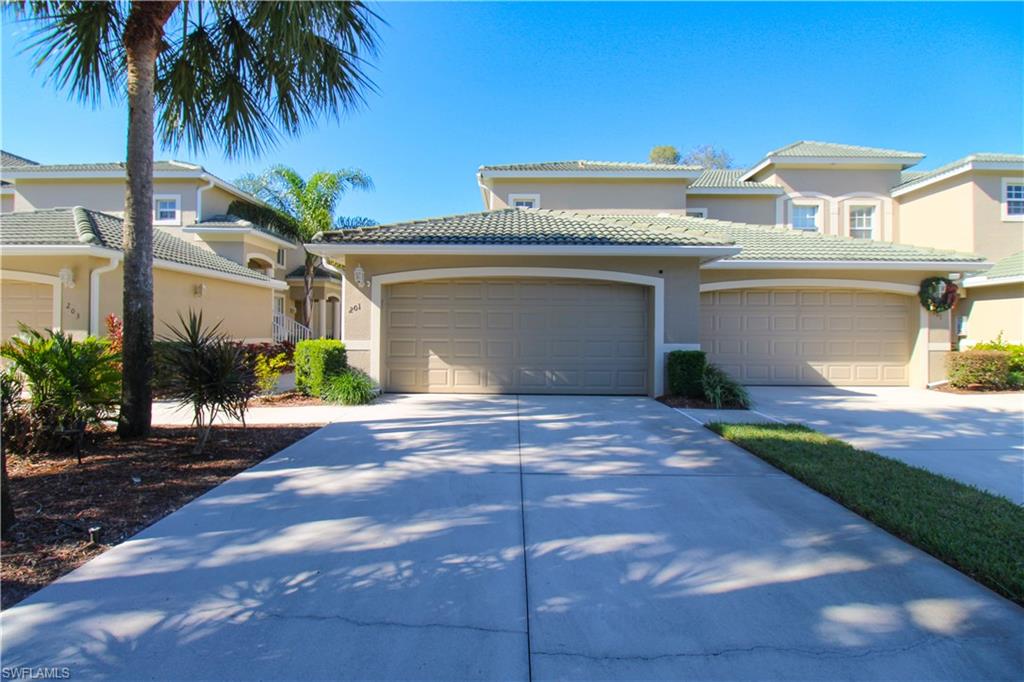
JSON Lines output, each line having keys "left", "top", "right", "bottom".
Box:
{"left": 273, "top": 312, "right": 312, "bottom": 343}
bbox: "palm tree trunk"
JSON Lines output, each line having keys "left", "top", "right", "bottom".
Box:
{"left": 117, "top": 1, "right": 178, "bottom": 438}
{"left": 303, "top": 253, "right": 317, "bottom": 332}
{"left": 1, "top": 444, "right": 14, "bottom": 539}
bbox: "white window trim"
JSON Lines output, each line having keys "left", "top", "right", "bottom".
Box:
{"left": 1001, "top": 177, "right": 1024, "bottom": 221}
{"left": 153, "top": 194, "right": 182, "bottom": 225}
{"left": 508, "top": 193, "right": 541, "bottom": 209}
{"left": 845, "top": 199, "right": 882, "bottom": 240}
{"left": 685, "top": 207, "right": 708, "bottom": 218}
{"left": 276, "top": 248, "right": 287, "bottom": 266}
{"left": 789, "top": 198, "right": 824, "bottom": 231}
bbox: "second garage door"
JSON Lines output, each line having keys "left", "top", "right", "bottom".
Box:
{"left": 383, "top": 278, "right": 649, "bottom": 394}
{"left": 700, "top": 287, "right": 915, "bottom": 386}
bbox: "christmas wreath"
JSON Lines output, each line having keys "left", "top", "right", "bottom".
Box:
{"left": 918, "top": 277, "right": 958, "bottom": 313}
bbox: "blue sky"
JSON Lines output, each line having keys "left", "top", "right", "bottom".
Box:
{"left": 2, "top": 2, "right": 1022, "bottom": 224}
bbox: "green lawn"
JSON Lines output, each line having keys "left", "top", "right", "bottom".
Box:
{"left": 707, "top": 422, "right": 1024, "bottom": 606}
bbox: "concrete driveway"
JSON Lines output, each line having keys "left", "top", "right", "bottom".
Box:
{"left": 2, "top": 395, "right": 1021, "bottom": 680}
{"left": 738, "top": 387, "right": 1024, "bottom": 504}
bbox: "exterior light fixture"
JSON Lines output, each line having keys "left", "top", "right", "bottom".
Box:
{"left": 58, "top": 267, "right": 76, "bottom": 288}
{"left": 353, "top": 264, "right": 366, "bottom": 287}
{"left": 193, "top": 283, "right": 207, "bottom": 298}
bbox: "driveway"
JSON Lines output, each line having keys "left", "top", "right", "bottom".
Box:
{"left": 2, "top": 395, "right": 1021, "bottom": 680}
{"left": 738, "top": 387, "right": 1023, "bottom": 504}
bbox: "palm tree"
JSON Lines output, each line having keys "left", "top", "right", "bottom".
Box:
{"left": 230, "top": 165, "right": 373, "bottom": 327}
{"left": 8, "top": 1, "right": 380, "bottom": 437}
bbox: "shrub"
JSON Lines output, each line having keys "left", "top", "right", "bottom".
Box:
{"left": 322, "top": 369, "right": 377, "bottom": 405}
{"left": 947, "top": 350, "right": 1010, "bottom": 389}
{"left": 971, "top": 333, "right": 1024, "bottom": 373}
{"left": 244, "top": 340, "right": 295, "bottom": 366}
{"left": 158, "top": 311, "right": 258, "bottom": 454}
{"left": 702, "top": 363, "right": 751, "bottom": 409}
{"left": 295, "top": 339, "right": 347, "bottom": 396}
{"left": 1008, "top": 371, "right": 1024, "bottom": 390}
{"left": 104, "top": 314, "right": 123, "bottom": 355}
{"left": 666, "top": 350, "right": 706, "bottom": 398}
{"left": 0, "top": 326, "right": 120, "bottom": 452}
{"left": 254, "top": 352, "right": 289, "bottom": 395}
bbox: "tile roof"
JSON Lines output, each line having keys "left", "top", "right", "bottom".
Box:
{"left": 7, "top": 160, "right": 200, "bottom": 173}
{"left": 892, "top": 153, "right": 1024, "bottom": 192}
{"left": 286, "top": 264, "right": 343, "bottom": 280}
{"left": 479, "top": 160, "right": 701, "bottom": 172}
{"left": 767, "top": 141, "right": 925, "bottom": 159}
{"left": 584, "top": 214, "right": 987, "bottom": 264}
{"left": 980, "top": 251, "right": 1023, "bottom": 281}
{"left": 688, "top": 169, "right": 782, "bottom": 191}
{"left": 315, "top": 209, "right": 734, "bottom": 248}
{"left": 1, "top": 150, "right": 39, "bottom": 167}
{"left": 190, "top": 214, "right": 295, "bottom": 244}
{"left": 0, "top": 208, "right": 274, "bottom": 282}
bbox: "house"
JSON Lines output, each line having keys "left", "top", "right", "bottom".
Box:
{"left": 0, "top": 207, "right": 285, "bottom": 341}
{"left": 0, "top": 152, "right": 343, "bottom": 342}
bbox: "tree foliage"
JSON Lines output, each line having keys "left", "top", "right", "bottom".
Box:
{"left": 649, "top": 145, "right": 681, "bottom": 165}
{"left": 682, "top": 144, "right": 733, "bottom": 169}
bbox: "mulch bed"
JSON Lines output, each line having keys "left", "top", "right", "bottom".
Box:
{"left": 1, "top": 424, "right": 320, "bottom": 610}
{"left": 657, "top": 395, "right": 745, "bottom": 410}
{"left": 251, "top": 391, "right": 326, "bottom": 407}
{"left": 931, "top": 384, "right": 1023, "bottom": 395}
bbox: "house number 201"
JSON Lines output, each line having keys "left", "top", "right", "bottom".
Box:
{"left": 348, "top": 303, "right": 361, "bottom": 314}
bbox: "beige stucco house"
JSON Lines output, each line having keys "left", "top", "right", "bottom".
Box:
{"left": 0, "top": 151, "right": 343, "bottom": 342}
{"left": 296, "top": 141, "right": 1021, "bottom": 396}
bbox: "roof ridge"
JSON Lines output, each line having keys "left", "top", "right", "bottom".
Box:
{"left": 71, "top": 206, "right": 102, "bottom": 245}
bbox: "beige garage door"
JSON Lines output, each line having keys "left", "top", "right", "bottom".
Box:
{"left": 700, "top": 288, "right": 915, "bottom": 386}
{"left": 1, "top": 280, "right": 55, "bottom": 341}
{"left": 384, "top": 278, "right": 649, "bottom": 394}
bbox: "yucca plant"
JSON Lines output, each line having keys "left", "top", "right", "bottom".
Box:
{"left": 0, "top": 326, "right": 121, "bottom": 453}
{"left": 158, "top": 311, "right": 257, "bottom": 454}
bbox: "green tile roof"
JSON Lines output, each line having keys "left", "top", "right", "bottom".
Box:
{"left": 1, "top": 150, "right": 39, "bottom": 168}
{"left": 316, "top": 209, "right": 733, "bottom": 247}
{"left": 479, "top": 160, "right": 701, "bottom": 172}
{"left": 191, "top": 214, "right": 295, "bottom": 244}
{"left": 689, "top": 169, "right": 782, "bottom": 191}
{"left": 582, "top": 214, "right": 987, "bottom": 264}
{"left": 0, "top": 207, "right": 274, "bottom": 282}
{"left": 980, "top": 251, "right": 1024, "bottom": 280}
{"left": 767, "top": 141, "right": 925, "bottom": 159}
{"left": 6, "top": 160, "right": 200, "bottom": 173}
{"left": 286, "top": 264, "right": 343, "bottom": 280}
{"left": 892, "top": 153, "right": 1024, "bottom": 192}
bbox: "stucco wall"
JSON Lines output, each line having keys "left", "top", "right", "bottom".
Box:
{"left": 1, "top": 193, "right": 13, "bottom": 214}
{"left": 684, "top": 195, "right": 776, "bottom": 224}
{"left": 486, "top": 179, "right": 689, "bottom": 213}
{"left": 12, "top": 178, "right": 204, "bottom": 225}
{"left": 767, "top": 168, "right": 903, "bottom": 197}
{"left": 972, "top": 172, "right": 1024, "bottom": 261}
{"left": 961, "top": 283, "right": 1024, "bottom": 345}
{"left": 895, "top": 175, "right": 979, "bottom": 255}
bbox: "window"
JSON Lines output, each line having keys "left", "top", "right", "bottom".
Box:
{"left": 276, "top": 248, "right": 286, "bottom": 266}
{"left": 508, "top": 193, "right": 540, "bottom": 209}
{"left": 1003, "top": 179, "right": 1024, "bottom": 221}
{"left": 274, "top": 296, "right": 285, "bottom": 315}
{"left": 153, "top": 195, "right": 180, "bottom": 225}
{"left": 791, "top": 205, "right": 819, "bottom": 231}
{"left": 686, "top": 208, "right": 708, "bottom": 218}
{"left": 848, "top": 205, "right": 875, "bottom": 239}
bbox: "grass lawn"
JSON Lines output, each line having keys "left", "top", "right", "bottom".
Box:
{"left": 707, "top": 422, "right": 1024, "bottom": 606}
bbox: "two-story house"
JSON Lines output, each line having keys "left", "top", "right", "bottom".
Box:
{"left": 304, "top": 141, "right": 1007, "bottom": 396}
{"left": 0, "top": 151, "right": 343, "bottom": 342}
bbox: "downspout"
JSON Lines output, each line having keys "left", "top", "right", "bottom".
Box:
{"left": 89, "top": 256, "right": 122, "bottom": 335}
{"left": 196, "top": 176, "right": 215, "bottom": 222}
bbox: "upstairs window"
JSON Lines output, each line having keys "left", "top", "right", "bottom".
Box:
{"left": 276, "top": 248, "right": 286, "bottom": 266}
{"left": 153, "top": 195, "right": 181, "bottom": 225}
{"left": 685, "top": 208, "right": 708, "bottom": 218}
{"left": 508, "top": 193, "right": 540, "bottom": 209}
{"left": 848, "top": 206, "right": 875, "bottom": 239}
{"left": 1003, "top": 180, "right": 1024, "bottom": 221}
{"left": 791, "top": 205, "right": 819, "bottom": 231}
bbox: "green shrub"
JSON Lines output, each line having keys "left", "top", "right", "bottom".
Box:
{"left": 666, "top": 350, "right": 706, "bottom": 398}
{"left": 158, "top": 311, "right": 258, "bottom": 454}
{"left": 294, "top": 339, "right": 347, "bottom": 396}
{"left": 947, "top": 350, "right": 1010, "bottom": 389}
{"left": 702, "top": 363, "right": 751, "bottom": 409}
{"left": 1008, "top": 371, "right": 1024, "bottom": 390}
{"left": 254, "top": 352, "right": 289, "bottom": 395}
{"left": 322, "top": 369, "right": 377, "bottom": 405}
{"left": 0, "top": 326, "right": 120, "bottom": 452}
{"left": 971, "top": 333, "right": 1024, "bottom": 373}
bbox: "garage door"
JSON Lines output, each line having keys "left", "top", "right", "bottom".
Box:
{"left": 700, "top": 288, "right": 915, "bottom": 386}
{"left": 384, "top": 278, "right": 649, "bottom": 394}
{"left": 1, "top": 280, "right": 55, "bottom": 341}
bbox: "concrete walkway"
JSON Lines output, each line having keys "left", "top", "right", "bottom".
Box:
{"left": 3, "top": 395, "right": 1022, "bottom": 680}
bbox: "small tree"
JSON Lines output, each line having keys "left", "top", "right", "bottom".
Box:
{"left": 682, "top": 145, "right": 733, "bottom": 169}
{"left": 649, "top": 145, "right": 681, "bottom": 165}
{"left": 229, "top": 166, "right": 373, "bottom": 327}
